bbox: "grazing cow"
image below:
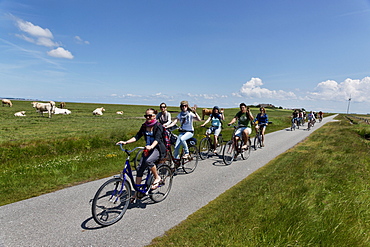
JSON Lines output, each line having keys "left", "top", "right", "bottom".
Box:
{"left": 93, "top": 107, "right": 105, "bottom": 116}
{"left": 2, "top": 99, "right": 12, "bottom": 107}
{"left": 31, "top": 101, "right": 55, "bottom": 118}
{"left": 53, "top": 107, "right": 71, "bottom": 115}
{"left": 59, "top": 102, "right": 66, "bottom": 109}
{"left": 202, "top": 107, "right": 224, "bottom": 120}
{"left": 116, "top": 111, "right": 124, "bottom": 115}
{"left": 14, "top": 111, "right": 26, "bottom": 116}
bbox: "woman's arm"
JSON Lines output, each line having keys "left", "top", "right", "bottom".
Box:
{"left": 116, "top": 137, "right": 137, "bottom": 145}
{"left": 166, "top": 118, "right": 178, "bottom": 128}
{"left": 201, "top": 116, "right": 211, "bottom": 126}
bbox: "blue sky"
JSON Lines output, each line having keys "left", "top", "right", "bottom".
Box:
{"left": 1, "top": 0, "right": 370, "bottom": 113}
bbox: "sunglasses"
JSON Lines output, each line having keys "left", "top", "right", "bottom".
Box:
{"left": 144, "top": 114, "right": 155, "bottom": 118}
{"left": 160, "top": 106, "right": 166, "bottom": 108}
{"left": 180, "top": 105, "right": 188, "bottom": 108}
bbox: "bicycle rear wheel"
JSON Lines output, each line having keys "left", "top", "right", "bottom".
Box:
{"left": 149, "top": 164, "right": 173, "bottom": 202}
{"left": 241, "top": 139, "right": 251, "bottom": 160}
{"left": 253, "top": 134, "right": 262, "bottom": 150}
{"left": 199, "top": 137, "right": 211, "bottom": 160}
{"left": 182, "top": 145, "right": 199, "bottom": 174}
{"left": 222, "top": 140, "right": 235, "bottom": 165}
{"left": 91, "top": 178, "right": 131, "bottom": 226}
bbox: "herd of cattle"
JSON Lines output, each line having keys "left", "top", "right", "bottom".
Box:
{"left": 3, "top": 98, "right": 220, "bottom": 120}
{"left": 1, "top": 99, "right": 112, "bottom": 118}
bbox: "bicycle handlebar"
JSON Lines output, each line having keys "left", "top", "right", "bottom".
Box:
{"left": 116, "top": 144, "right": 144, "bottom": 155}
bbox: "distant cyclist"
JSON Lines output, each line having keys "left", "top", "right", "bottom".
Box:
{"left": 318, "top": 111, "right": 323, "bottom": 122}
{"left": 291, "top": 109, "right": 299, "bottom": 127}
{"left": 156, "top": 102, "right": 172, "bottom": 128}
{"left": 201, "top": 106, "right": 224, "bottom": 154}
{"left": 253, "top": 107, "right": 268, "bottom": 147}
{"left": 228, "top": 103, "right": 254, "bottom": 150}
{"left": 307, "top": 111, "right": 316, "bottom": 126}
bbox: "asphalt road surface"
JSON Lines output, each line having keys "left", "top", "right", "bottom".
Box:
{"left": 0, "top": 115, "right": 338, "bottom": 247}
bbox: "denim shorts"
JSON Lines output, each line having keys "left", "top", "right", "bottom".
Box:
{"left": 235, "top": 127, "right": 251, "bottom": 137}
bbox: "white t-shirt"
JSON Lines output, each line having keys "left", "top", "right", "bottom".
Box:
{"left": 177, "top": 112, "right": 196, "bottom": 131}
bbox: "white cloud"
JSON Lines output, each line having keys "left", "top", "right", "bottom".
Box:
{"left": 47, "top": 47, "right": 74, "bottom": 59}
{"left": 16, "top": 19, "right": 53, "bottom": 38}
{"left": 306, "top": 77, "right": 370, "bottom": 103}
{"left": 15, "top": 18, "right": 59, "bottom": 47}
{"left": 13, "top": 16, "right": 73, "bottom": 59}
{"left": 239, "top": 78, "right": 297, "bottom": 100}
{"left": 74, "top": 36, "right": 90, "bottom": 45}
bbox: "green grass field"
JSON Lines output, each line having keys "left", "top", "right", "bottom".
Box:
{"left": 150, "top": 115, "right": 370, "bottom": 246}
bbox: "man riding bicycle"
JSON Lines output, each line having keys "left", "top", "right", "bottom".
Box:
{"left": 228, "top": 103, "right": 254, "bottom": 150}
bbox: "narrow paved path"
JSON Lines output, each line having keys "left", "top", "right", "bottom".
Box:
{"left": 0, "top": 115, "right": 337, "bottom": 247}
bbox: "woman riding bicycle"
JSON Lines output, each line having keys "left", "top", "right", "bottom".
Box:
{"left": 116, "top": 108, "right": 166, "bottom": 198}
{"left": 156, "top": 102, "right": 172, "bottom": 128}
{"left": 201, "top": 106, "right": 224, "bottom": 154}
{"left": 228, "top": 103, "right": 254, "bottom": 150}
{"left": 166, "top": 100, "right": 201, "bottom": 159}
{"left": 253, "top": 107, "right": 268, "bottom": 147}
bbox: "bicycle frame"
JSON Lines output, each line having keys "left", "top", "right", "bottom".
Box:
{"left": 118, "top": 145, "right": 155, "bottom": 196}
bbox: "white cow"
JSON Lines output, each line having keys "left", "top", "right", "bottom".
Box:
{"left": 54, "top": 107, "right": 71, "bottom": 115}
{"left": 32, "top": 101, "right": 55, "bottom": 118}
{"left": 116, "top": 111, "right": 124, "bottom": 115}
{"left": 93, "top": 107, "right": 105, "bottom": 116}
{"left": 14, "top": 111, "right": 26, "bottom": 116}
{"left": 2, "top": 99, "right": 12, "bottom": 107}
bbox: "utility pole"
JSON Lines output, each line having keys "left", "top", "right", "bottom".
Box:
{"left": 346, "top": 95, "right": 351, "bottom": 114}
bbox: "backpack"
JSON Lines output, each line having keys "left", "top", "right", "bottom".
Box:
{"left": 156, "top": 122, "right": 171, "bottom": 151}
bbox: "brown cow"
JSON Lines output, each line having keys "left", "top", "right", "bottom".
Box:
{"left": 59, "top": 102, "right": 66, "bottom": 108}
{"left": 201, "top": 108, "right": 224, "bottom": 120}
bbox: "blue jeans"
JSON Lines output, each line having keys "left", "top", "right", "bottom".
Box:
{"left": 174, "top": 131, "right": 194, "bottom": 159}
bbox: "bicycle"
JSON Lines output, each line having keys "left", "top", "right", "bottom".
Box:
{"left": 222, "top": 125, "right": 251, "bottom": 165}
{"left": 163, "top": 127, "right": 199, "bottom": 174}
{"left": 199, "top": 126, "right": 224, "bottom": 160}
{"left": 253, "top": 122, "right": 272, "bottom": 150}
{"left": 291, "top": 117, "right": 299, "bottom": 131}
{"left": 91, "top": 145, "right": 173, "bottom": 226}
{"left": 307, "top": 118, "right": 316, "bottom": 131}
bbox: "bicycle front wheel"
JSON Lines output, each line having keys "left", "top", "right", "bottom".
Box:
{"left": 199, "top": 137, "right": 211, "bottom": 160}
{"left": 150, "top": 164, "right": 173, "bottom": 202}
{"left": 241, "top": 139, "right": 251, "bottom": 160}
{"left": 91, "top": 178, "right": 131, "bottom": 226}
{"left": 134, "top": 148, "right": 144, "bottom": 170}
{"left": 182, "top": 145, "right": 199, "bottom": 174}
{"left": 215, "top": 135, "right": 224, "bottom": 155}
{"left": 222, "top": 140, "right": 235, "bottom": 165}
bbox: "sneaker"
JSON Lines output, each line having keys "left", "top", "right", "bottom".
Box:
{"left": 182, "top": 153, "right": 189, "bottom": 159}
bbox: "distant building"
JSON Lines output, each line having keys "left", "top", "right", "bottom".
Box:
{"left": 258, "top": 103, "right": 275, "bottom": 108}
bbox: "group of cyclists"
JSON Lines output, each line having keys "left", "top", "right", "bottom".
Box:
{"left": 291, "top": 109, "right": 323, "bottom": 130}
{"left": 116, "top": 101, "right": 270, "bottom": 200}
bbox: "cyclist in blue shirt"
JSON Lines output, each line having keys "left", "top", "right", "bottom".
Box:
{"left": 253, "top": 107, "right": 268, "bottom": 147}
{"left": 201, "top": 106, "right": 224, "bottom": 154}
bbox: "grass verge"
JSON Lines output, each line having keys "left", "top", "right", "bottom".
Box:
{"left": 150, "top": 115, "right": 370, "bottom": 246}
